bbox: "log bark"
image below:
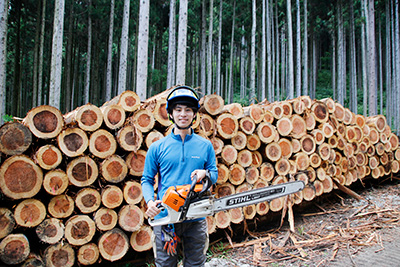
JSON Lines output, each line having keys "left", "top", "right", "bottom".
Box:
{"left": 0, "top": 122, "right": 32, "bottom": 155}
{"left": 57, "top": 128, "right": 89, "bottom": 157}
{"left": 0, "top": 234, "right": 30, "bottom": 265}
{"left": 66, "top": 156, "right": 99, "bottom": 187}
{"left": 64, "top": 103, "right": 103, "bottom": 131}
{"left": 130, "top": 225, "right": 153, "bottom": 252}
{"left": 23, "top": 105, "right": 64, "bottom": 139}
{"left": 75, "top": 187, "right": 101, "bottom": 214}
{"left": 0, "top": 155, "right": 43, "bottom": 199}
{"left": 65, "top": 215, "right": 96, "bottom": 246}
{"left": 89, "top": 129, "right": 117, "bottom": 159}
{"left": 36, "top": 218, "right": 64, "bottom": 244}
{"left": 0, "top": 208, "right": 15, "bottom": 239}
{"left": 14, "top": 199, "right": 46, "bottom": 228}
{"left": 94, "top": 208, "right": 118, "bottom": 231}
{"left": 77, "top": 243, "right": 100, "bottom": 266}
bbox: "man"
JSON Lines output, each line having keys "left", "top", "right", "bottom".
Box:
{"left": 141, "top": 85, "right": 218, "bottom": 267}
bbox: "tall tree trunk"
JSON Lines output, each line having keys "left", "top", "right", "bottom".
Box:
{"left": 207, "top": 0, "right": 214, "bottom": 95}
{"left": 302, "top": 0, "right": 308, "bottom": 96}
{"left": 216, "top": 0, "right": 222, "bottom": 95}
{"left": 395, "top": 0, "right": 400, "bottom": 134}
{"left": 240, "top": 25, "right": 245, "bottom": 99}
{"left": 166, "top": 0, "right": 176, "bottom": 89}
{"left": 332, "top": 29, "right": 336, "bottom": 101}
{"left": 37, "top": 0, "right": 46, "bottom": 106}
{"left": 106, "top": 0, "right": 115, "bottom": 101}
{"left": 12, "top": 0, "right": 21, "bottom": 116}
{"left": 250, "top": 0, "right": 256, "bottom": 103}
{"left": 85, "top": 0, "right": 92, "bottom": 104}
{"left": 201, "top": 0, "right": 206, "bottom": 94}
{"left": 176, "top": 0, "right": 188, "bottom": 85}
{"left": 228, "top": 1, "right": 236, "bottom": 103}
{"left": 337, "top": 0, "right": 344, "bottom": 105}
{"left": 64, "top": 0, "right": 74, "bottom": 112}
{"left": 32, "top": 1, "right": 41, "bottom": 109}
{"left": 49, "top": 0, "right": 65, "bottom": 109}
{"left": 0, "top": 0, "right": 9, "bottom": 123}
{"left": 385, "top": 0, "right": 392, "bottom": 127}
{"left": 378, "top": 17, "right": 383, "bottom": 114}
{"left": 295, "top": 0, "right": 301, "bottom": 97}
{"left": 117, "top": 0, "right": 130, "bottom": 95}
{"left": 367, "top": 0, "right": 377, "bottom": 115}
{"left": 361, "top": 0, "right": 368, "bottom": 116}
{"left": 349, "top": 1, "right": 357, "bottom": 113}
{"left": 261, "top": 0, "right": 266, "bottom": 100}
{"left": 286, "top": 0, "right": 294, "bottom": 99}
{"left": 136, "top": 0, "right": 150, "bottom": 99}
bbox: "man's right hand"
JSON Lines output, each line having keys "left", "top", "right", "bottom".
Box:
{"left": 145, "top": 200, "right": 162, "bottom": 218}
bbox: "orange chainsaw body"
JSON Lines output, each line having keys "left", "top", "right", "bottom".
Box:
{"left": 162, "top": 184, "right": 204, "bottom": 212}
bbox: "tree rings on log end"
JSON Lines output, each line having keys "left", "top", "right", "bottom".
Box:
{"left": 14, "top": 199, "right": 46, "bottom": 228}
{"left": 65, "top": 215, "right": 96, "bottom": 246}
{"left": 117, "top": 125, "right": 143, "bottom": 152}
{"left": 0, "top": 122, "right": 32, "bottom": 155}
{"left": 130, "top": 225, "right": 153, "bottom": 252}
{"left": 0, "top": 208, "right": 15, "bottom": 239}
{"left": 66, "top": 103, "right": 103, "bottom": 131}
{"left": 94, "top": 208, "right": 118, "bottom": 231}
{"left": 200, "top": 94, "right": 224, "bottom": 115}
{"left": 130, "top": 109, "right": 155, "bottom": 133}
{"left": 43, "top": 169, "right": 68, "bottom": 195}
{"left": 77, "top": 243, "right": 100, "bottom": 266}
{"left": 118, "top": 205, "right": 144, "bottom": 232}
{"left": 215, "top": 211, "right": 231, "bottom": 229}
{"left": 126, "top": 150, "right": 147, "bottom": 176}
{"left": 221, "top": 145, "right": 238, "bottom": 165}
{"left": 24, "top": 105, "right": 64, "bottom": 139}
{"left": 145, "top": 130, "right": 164, "bottom": 149}
{"left": 117, "top": 90, "right": 141, "bottom": 112}
{"left": 35, "top": 145, "right": 62, "bottom": 170}
{"left": 101, "top": 105, "right": 126, "bottom": 130}
{"left": 123, "top": 181, "right": 143, "bottom": 205}
{"left": 98, "top": 228, "right": 129, "bottom": 262}
{"left": 57, "top": 128, "right": 89, "bottom": 157}
{"left": 44, "top": 243, "right": 75, "bottom": 267}
{"left": 75, "top": 188, "right": 101, "bottom": 213}
{"left": 101, "top": 155, "right": 128, "bottom": 183}
{"left": 0, "top": 234, "right": 30, "bottom": 265}
{"left": 48, "top": 195, "right": 75, "bottom": 219}
{"left": 0, "top": 155, "right": 43, "bottom": 199}
{"left": 89, "top": 129, "right": 117, "bottom": 158}
{"left": 102, "top": 185, "right": 124, "bottom": 209}
{"left": 66, "top": 156, "right": 98, "bottom": 187}
{"left": 36, "top": 218, "right": 64, "bottom": 244}
{"left": 216, "top": 113, "right": 239, "bottom": 139}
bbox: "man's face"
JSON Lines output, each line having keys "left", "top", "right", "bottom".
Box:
{"left": 172, "top": 104, "right": 195, "bottom": 129}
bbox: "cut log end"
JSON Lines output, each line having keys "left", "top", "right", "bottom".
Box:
{"left": 0, "top": 122, "right": 32, "bottom": 155}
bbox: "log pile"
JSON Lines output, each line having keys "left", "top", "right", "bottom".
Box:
{"left": 0, "top": 88, "right": 399, "bottom": 266}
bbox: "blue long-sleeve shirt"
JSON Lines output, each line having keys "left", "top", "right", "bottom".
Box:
{"left": 141, "top": 129, "right": 218, "bottom": 220}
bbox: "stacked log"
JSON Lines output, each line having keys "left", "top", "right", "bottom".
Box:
{"left": 0, "top": 88, "right": 399, "bottom": 266}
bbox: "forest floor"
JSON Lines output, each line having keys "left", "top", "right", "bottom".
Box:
{"left": 205, "top": 175, "right": 400, "bottom": 267}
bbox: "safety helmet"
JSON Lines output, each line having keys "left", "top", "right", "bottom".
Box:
{"left": 166, "top": 86, "right": 200, "bottom": 114}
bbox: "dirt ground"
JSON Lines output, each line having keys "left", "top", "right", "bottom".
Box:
{"left": 205, "top": 176, "right": 400, "bottom": 267}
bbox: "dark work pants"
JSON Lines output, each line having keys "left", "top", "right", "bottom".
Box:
{"left": 152, "top": 220, "right": 208, "bottom": 267}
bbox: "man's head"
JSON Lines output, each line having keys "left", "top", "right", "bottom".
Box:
{"left": 166, "top": 86, "right": 200, "bottom": 129}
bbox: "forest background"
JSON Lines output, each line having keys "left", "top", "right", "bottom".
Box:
{"left": 0, "top": 0, "right": 399, "bottom": 134}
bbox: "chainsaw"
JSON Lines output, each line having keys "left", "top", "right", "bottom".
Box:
{"left": 149, "top": 175, "right": 305, "bottom": 226}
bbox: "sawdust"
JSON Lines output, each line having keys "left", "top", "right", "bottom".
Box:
{"left": 206, "top": 177, "right": 400, "bottom": 267}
